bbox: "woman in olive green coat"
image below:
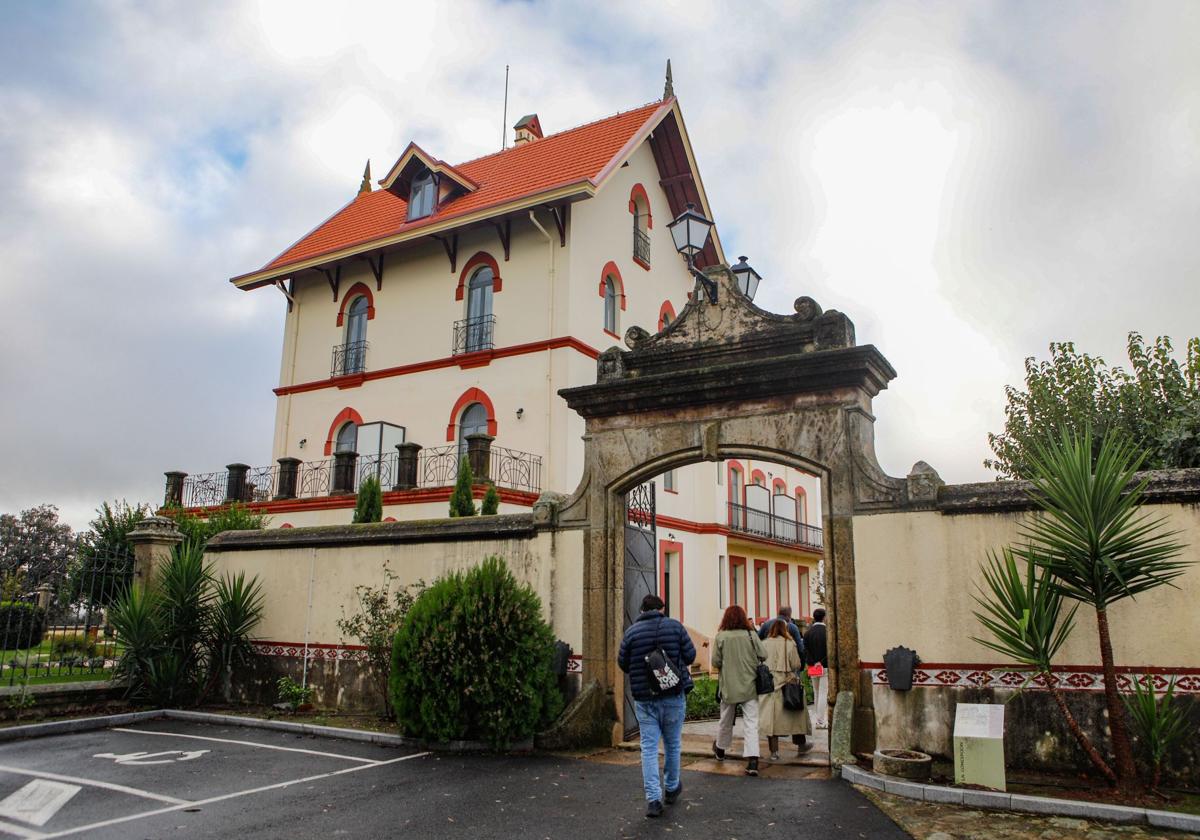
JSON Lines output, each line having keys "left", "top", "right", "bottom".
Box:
{"left": 711, "top": 605, "right": 766, "bottom": 776}
{"left": 759, "top": 619, "right": 811, "bottom": 760}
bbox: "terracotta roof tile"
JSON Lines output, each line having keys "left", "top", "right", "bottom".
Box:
{"left": 258, "top": 100, "right": 667, "bottom": 274}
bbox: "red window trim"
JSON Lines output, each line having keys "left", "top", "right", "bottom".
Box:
{"left": 628, "top": 183, "right": 653, "bottom": 229}
{"left": 796, "top": 486, "right": 809, "bottom": 524}
{"left": 323, "top": 406, "right": 364, "bottom": 456}
{"left": 750, "top": 469, "right": 767, "bottom": 487}
{"left": 658, "top": 300, "right": 677, "bottom": 331}
{"left": 456, "top": 251, "right": 503, "bottom": 302}
{"left": 335, "top": 282, "right": 376, "bottom": 327}
{"left": 774, "top": 562, "right": 791, "bottom": 610}
{"left": 753, "top": 559, "right": 770, "bottom": 624}
{"left": 729, "top": 555, "right": 747, "bottom": 610}
{"left": 772, "top": 478, "right": 787, "bottom": 496}
{"left": 597, "top": 261, "right": 627, "bottom": 310}
{"left": 445, "top": 387, "right": 498, "bottom": 442}
{"left": 726, "top": 461, "right": 745, "bottom": 507}
{"left": 658, "top": 539, "right": 684, "bottom": 623}
{"left": 798, "top": 567, "right": 811, "bottom": 619}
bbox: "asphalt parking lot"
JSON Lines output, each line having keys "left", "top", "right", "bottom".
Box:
{"left": 0, "top": 720, "right": 907, "bottom": 838}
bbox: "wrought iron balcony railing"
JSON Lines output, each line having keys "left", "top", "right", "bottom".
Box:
{"left": 633, "top": 226, "right": 650, "bottom": 266}
{"left": 453, "top": 315, "right": 495, "bottom": 355}
{"left": 170, "top": 444, "right": 542, "bottom": 509}
{"left": 727, "top": 501, "right": 823, "bottom": 550}
{"left": 331, "top": 340, "right": 368, "bottom": 377}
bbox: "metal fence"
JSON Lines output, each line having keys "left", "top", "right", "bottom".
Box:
{"left": 633, "top": 226, "right": 650, "bottom": 266}
{"left": 2, "top": 542, "right": 127, "bottom": 688}
{"left": 177, "top": 444, "right": 542, "bottom": 508}
{"left": 453, "top": 315, "right": 495, "bottom": 355}
{"left": 331, "top": 340, "right": 368, "bottom": 377}
{"left": 727, "top": 501, "right": 823, "bottom": 550}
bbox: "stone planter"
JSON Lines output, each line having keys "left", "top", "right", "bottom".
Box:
{"left": 872, "top": 748, "right": 933, "bottom": 781}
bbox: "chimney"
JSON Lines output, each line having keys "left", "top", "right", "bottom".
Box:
{"left": 513, "top": 113, "right": 543, "bottom": 146}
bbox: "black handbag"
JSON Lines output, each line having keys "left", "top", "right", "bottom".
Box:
{"left": 749, "top": 631, "right": 774, "bottom": 695}
{"left": 644, "top": 618, "right": 683, "bottom": 696}
{"left": 782, "top": 680, "right": 805, "bottom": 710}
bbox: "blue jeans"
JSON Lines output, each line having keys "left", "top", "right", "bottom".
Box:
{"left": 633, "top": 692, "right": 686, "bottom": 803}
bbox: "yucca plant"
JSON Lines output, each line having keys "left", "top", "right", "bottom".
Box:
{"left": 204, "top": 572, "right": 265, "bottom": 703}
{"left": 972, "top": 547, "right": 1115, "bottom": 783}
{"left": 1018, "top": 429, "right": 1190, "bottom": 788}
{"left": 109, "top": 583, "right": 163, "bottom": 701}
{"left": 1124, "top": 677, "right": 1195, "bottom": 790}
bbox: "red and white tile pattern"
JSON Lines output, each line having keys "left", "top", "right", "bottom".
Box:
{"left": 865, "top": 665, "right": 1200, "bottom": 694}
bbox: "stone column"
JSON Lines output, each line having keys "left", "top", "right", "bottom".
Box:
{"left": 35, "top": 583, "right": 53, "bottom": 612}
{"left": 163, "top": 471, "right": 187, "bottom": 507}
{"left": 224, "top": 463, "right": 250, "bottom": 503}
{"left": 276, "top": 457, "right": 301, "bottom": 499}
{"left": 331, "top": 451, "right": 359, "bottom": 494}
{"left": 127, "top": 516, "right": 184, "bottom": 589}
{"left": 394, "top": 442, "right": 421, "bottom": 490}
{"left": 465, "top": 433, "right": 494, "bottom": 483}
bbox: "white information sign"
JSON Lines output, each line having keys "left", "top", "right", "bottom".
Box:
{"left": 953, "top": 703, "right": 1006, "bottom": 791}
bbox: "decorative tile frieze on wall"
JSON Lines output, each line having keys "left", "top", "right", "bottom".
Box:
{"left": 863, "top": 664, "right": 1200, "bottom": 694}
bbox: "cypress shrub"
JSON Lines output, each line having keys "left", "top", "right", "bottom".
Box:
{"left": 448, "top": 457, "right": 477, "bottom": 517}
{"left": 353, "top": 476, "right": 383, "bottom": 523}
{"left": 390, "top": 556, "right": 563, "bottom": 748}
{"left": 480, "top": 484, "right": 500, "bottom": 515}
{"left": 0, "top": 602, "right": 47, "bottom": 650}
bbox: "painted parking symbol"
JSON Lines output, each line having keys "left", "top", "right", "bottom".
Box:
{"left": 93, "top": 750, "right": 209, "bottom": 766}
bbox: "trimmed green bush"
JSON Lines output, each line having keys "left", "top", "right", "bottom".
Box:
{"left": 51, "top": 634, "right": 98, "bottom": 659}
{"left": 0, "top": 602, "right": 46, "bottom": 650}
{"left": 448, "top": 457, "right": 477, "bottom": 517}
{"left": 390, "top": 556, "right": 562, "bottom": 748}
{"left": 686, "top": 676, "right": 719, "bottom": 720}
{"left": 353, "top": 476, "right": 383, "bottom": 523}
{"left": 480, "top": 484, "right": 500, "bottom": 515}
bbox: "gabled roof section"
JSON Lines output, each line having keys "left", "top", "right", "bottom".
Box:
{"left": 233, "top": 98, "right": 702, "bottom": 288}
{"left": 377, "top": 142, "right": 479, "bottom": 194}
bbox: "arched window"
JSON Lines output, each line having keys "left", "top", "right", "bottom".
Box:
{"left": 660, "top": 310, "right": 671, "bottom": 330}
{"left": 341, "top": 295, "right": 368, "bottom": 374}
{"left": 334, "top": 421, "right": 358, "bottom": 454}
{"left": 603, "top": 276, "right": 618, "bottom": 335}
{"left": 465, "top": 266, "right": 494, "bottom": 352}
{"left": 408, "top": 171, "right": 435, "bottom": 220}
{"left": 629, "top": 184, "right": 652, "bottom": 268}
{"left": 458, "top": 402, "right": 489, "bottom": 459}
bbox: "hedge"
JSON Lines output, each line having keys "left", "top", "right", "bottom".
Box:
{"left": 0, "top": 601, "right": 47, "bottom": 650}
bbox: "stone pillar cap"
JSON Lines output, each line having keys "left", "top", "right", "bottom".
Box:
{"left": 128, "top": 515, "right": 184, "bottom": 545}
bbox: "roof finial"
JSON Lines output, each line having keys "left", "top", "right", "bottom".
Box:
{"left": 358, "top": 160, "right": 372, "bottom": 195}
{"left": 663, "top": 59, "right": 674, "bottom": 100}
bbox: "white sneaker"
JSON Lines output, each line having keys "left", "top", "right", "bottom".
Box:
{"left": 769, "top": 751, "right": 781, "bottom": 761}
{"left": 815, "top": 721, "right": 827, "bottom": 729}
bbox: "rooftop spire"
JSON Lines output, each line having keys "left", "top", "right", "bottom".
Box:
{"left": 663, "top": 59, "right": 674, "bottom": 100}
{"left": 358, "top": 160, "right": 372, "bottom": 195}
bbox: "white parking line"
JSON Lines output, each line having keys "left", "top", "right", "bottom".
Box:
{"left": 110, "top": 728, "right": 380, "bottom": 764}
{"left": 0, "top": 818, "right": 45, "bottom": 839}
{"left": 36, "top": 751, "right": 430, "bottom": 839}
{"left": 0, "top": 767, "right": 187, "bottom": 807}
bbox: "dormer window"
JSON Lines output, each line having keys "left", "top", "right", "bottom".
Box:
{"left": 408, "top": 171, "right": 436, "bottom": 220}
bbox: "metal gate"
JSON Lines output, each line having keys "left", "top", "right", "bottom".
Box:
{"left": 622, "top": 481, "right": 657, "bottom": 739}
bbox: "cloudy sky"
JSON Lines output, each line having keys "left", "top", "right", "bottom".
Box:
{"left": 1, "top": 1, "right": 1197, "bottom": 530}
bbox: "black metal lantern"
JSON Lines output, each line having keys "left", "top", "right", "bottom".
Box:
{"left": 668, "top": 203, "right": 717, "bottom": 302}
{"left": 731, "top": 256, "right": 761, "bottom": 301}
{"left": 667, "top": 202, "right": 713, "bottom": 257}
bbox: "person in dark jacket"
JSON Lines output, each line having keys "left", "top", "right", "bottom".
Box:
{"left": 617, "top": 594, "right": 696, "bottom": 818}
{"left": 803, "top": 608, "right": 829, "bottom": 727}
{"left": 757, "top": 605, "right": 805, "bottom": 660}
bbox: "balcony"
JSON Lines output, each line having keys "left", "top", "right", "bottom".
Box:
{"left": 727, "top": 501, "right": 823, "bottom": 550}
{"left": 453, "top": 315, "right": 495, "bottom": 355}
{"left": 331, "top": 340, "right": 368, "bottom": 377}
{"left": 633, "top": 226, "right": 650, "bottom": 267}
{"left": 165, "top": 442, "right": 542, "bottom": 509}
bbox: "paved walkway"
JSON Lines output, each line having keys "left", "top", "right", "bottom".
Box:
{"left": 620, "top": 718, "right": 830, "bottom": 768}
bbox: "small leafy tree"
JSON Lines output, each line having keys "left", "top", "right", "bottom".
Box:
{"left": 353, "top": 476, "right": 383, "bottom": 523}
{"left": 391, "top": 556, "right": 562, "bottom": 748}
{"left": 0, "top": 505, "right": 76, "bottom": 592}
{"left": 172, "top": 503, "right": 269, "bottom": 545}
{"left": 448, "top": 457, "right": 477, "bottom": 517}
{"left": 69, "top": 500, "right": 151, "bottom": 608}
{"left": 480, "top": 484, "right": 500, "bottom": 515}
{"left": 336, "top": 566, "right": 423, "bottom": 717}
{"left": 1124, "top": 678, "right": 1195, "bottom": 790}
{"left": 1019, "top": 429, "right": 1190, "bottom": 790}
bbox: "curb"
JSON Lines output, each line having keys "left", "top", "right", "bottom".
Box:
{"left": 841, "top": 764, "right": 1200, "bottom": 834}
{"left": 0, "top": 708, "right": 530, "bottom": 754}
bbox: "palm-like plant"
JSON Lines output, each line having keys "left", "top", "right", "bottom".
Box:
{"left": 1124, "top": 677, "right": 1195, "bottom": 790}
{"left": 1018, "top": 429, "right": 1189, "bottom": 788}
{"left": 972, "top": 548, "right": 1115, "bottom": 783}
{"left": 205, "top": 572, "right": 265, "bottom": 703}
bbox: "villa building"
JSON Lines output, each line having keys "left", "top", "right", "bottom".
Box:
{"left": 167, "top": 78, "right": 825, "bottom": 640}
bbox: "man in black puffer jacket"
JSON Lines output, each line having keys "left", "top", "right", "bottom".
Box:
{"left": 617, "top": 595, "right": 696, "bottom": 819}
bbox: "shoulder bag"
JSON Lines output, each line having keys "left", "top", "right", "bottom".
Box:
{"left": 644, "top": 618, "right": 683, "bottom": 696}
{"left": 782, "top": 679, "right": 805, "bottom": 710}
{"left": 749, "top": 630, "right": 774, "bottom": 695}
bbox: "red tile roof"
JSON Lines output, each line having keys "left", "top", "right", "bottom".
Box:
{"left": 250, "top": 100, "right": 670, "bottom": 279}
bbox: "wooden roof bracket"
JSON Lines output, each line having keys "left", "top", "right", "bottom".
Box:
{"left": 321, "top": 265, "right": 341, "bottom": 302}
{"left": 432, "top": 233, "right": 458, "bottom": 273}
{"left": 492, "top": 219, "right": 511, "bottom": 261}
{"left": 361, "top": 252, "right": 385, "bottom": 291}
{"left": 549, "top": 204, "right": 568, "bottom": 247}
{"left": 274, "top": 278, "right": 295, "bottom": 312}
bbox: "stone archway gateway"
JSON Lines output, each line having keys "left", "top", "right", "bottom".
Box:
{"left": 556, "top": 264, "right": 910, "bottom": 746}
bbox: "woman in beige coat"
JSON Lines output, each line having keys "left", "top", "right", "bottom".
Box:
{"left": 758, "top": 619, "right": 811, "bottom": 760}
